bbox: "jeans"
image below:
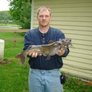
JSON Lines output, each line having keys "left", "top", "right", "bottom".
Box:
{"left": 28, "top": 69, "right": 63, "bottom": 92}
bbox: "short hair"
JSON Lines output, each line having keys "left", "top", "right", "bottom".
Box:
{"left": 37, "top": 6, "right": 51, "bottom": 16}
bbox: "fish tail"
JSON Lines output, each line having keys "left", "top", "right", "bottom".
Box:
{"left": 16, "top": 53, "right": 25, "bottom": 64}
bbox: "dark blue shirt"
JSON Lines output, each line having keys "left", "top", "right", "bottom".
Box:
{"left": 23, "top": 27, "right": 69, "bottom": 70}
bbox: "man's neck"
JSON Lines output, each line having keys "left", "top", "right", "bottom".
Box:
{"left": 39, "top": 26, "right": 50, "bottom": 33}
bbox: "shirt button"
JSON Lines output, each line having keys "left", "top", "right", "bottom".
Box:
{"left": 42, "top": 41, "right": 45, "bottom": 44}
{"left": 42, "top": 38, "right": 45, "bottom": 44}
{"left": 42, "top": 34, "right": 45, "bottom": 37}
{"left": 42, "top": 38, "right": 45, "bottom": 40}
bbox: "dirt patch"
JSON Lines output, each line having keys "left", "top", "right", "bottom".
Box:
{"left": 0, "top": 59, "right": 10, "bottom": 65}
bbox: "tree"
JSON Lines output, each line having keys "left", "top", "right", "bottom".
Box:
{"left": 9, "top": 0, "right": 31, "bottom": 29}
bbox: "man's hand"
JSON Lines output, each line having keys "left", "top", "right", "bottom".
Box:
{"left": 27, "top": 50, "right": 39, "bottom": 58}
{"left": 57, "top": 48, "right": 65, "bottom": 56}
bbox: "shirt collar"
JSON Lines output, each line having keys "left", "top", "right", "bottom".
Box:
{"left": 38, "top": 27, "right": 51, "bottom": 36}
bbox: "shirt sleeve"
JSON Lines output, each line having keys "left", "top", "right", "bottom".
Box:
{"left": 23, "top": 31, "right": 33, "bottom": 50}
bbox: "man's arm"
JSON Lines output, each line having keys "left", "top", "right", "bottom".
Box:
{"left": 56, "top": 29, "right": 70, "bottom": 57}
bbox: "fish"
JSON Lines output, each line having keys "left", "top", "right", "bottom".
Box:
{"left": 16, "top": 38, "right": 71, "bottom": 64}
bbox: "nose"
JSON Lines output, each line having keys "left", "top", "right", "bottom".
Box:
{"left": 42, "top": 16, "right": 46, "bottom": 19}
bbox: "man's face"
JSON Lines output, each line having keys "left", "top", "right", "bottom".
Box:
{"left": 37, "top": 10, "right": 51, "bottom": 27}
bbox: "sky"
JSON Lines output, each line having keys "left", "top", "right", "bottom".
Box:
{"left": 0, "top": 0, "right": 10, "bottom": 11}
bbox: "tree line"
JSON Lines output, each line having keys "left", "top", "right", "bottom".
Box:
{"left": 0, "top": 0, "right": 31, "bottom": 29}
{"left": 0, "top": 11, "right": 13, "bottom": 24}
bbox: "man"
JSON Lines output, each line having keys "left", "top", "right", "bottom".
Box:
{"left": 23, "top": 6, "right": 69, "bottom": 92}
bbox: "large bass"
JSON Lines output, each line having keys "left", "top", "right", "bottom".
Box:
{"left": 16, "top": 38, "right": 71, "bottom": 64}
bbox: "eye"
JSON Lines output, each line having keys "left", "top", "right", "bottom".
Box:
{"left": 45, "top": 15, "right": 49, "bottom": 18}
{"left": 39, "top": 15, "right": 49, "bottom": 18}
{"left": 39, "top": 15, "right": 44, "bottom": 18}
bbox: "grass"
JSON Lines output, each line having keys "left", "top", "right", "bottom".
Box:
{"left": 0, "top": 32, "right": 24, "bottom": 58}
{"left": 0, "top": 59, "right": 28, "bottom": 92}
{"left": 64, "top": 76, "right": 92, "bottom": 92}
{"left": 0, "top": 32, "right": 92, "bottom": 92}
{"left": 0, "top": 32, "right": 29, "bottom": 92}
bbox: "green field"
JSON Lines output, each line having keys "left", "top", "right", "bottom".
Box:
{"left": 0, "top": 32, "right": 92, "bottom": 92}
{"left": 0, "top": 32, "right": 29, "bottom": 92}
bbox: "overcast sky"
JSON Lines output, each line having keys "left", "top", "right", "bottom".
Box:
{"left": 0, "top": 0, "right": 10, "bottom": 11}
